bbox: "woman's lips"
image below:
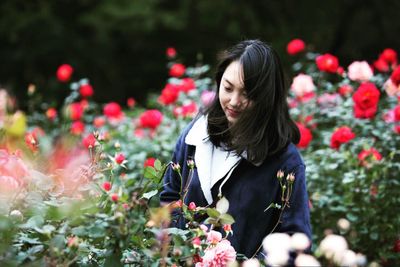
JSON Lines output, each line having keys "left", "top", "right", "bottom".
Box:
{"left": 226, "top": 108, "right": 241, "bottom": 118}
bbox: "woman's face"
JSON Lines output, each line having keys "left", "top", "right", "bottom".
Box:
{"left": 219, "top": 61, "right": 251, "bottom": 124}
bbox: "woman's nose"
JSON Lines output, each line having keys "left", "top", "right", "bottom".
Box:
{"left": 229, "top": 93, "right": 242, "bottom": 107}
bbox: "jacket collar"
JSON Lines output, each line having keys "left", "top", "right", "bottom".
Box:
{"left": 184, "top": 116, "right": 241, "bottom": 204}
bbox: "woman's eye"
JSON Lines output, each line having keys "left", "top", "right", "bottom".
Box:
{"left": 224, "top": 87, "right": 232, "bottom": 92}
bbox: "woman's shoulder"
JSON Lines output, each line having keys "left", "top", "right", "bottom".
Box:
{"left": 175, "top": 114, "right": 205, "bottom": 145}
{"left": 267, "top": 143, "right": 305, "bottom": 171}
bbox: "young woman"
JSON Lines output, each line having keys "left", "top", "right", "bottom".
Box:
{"left": 160, "top": 40, "right": 311, "bottom": 258}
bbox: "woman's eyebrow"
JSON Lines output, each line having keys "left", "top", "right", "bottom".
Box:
{"left": 223, "top": 78, "right": 234, "bottom": 86}
{"left": 223, "top": 78, "right": 243, "bottom": 89}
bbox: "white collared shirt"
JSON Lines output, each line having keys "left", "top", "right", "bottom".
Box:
{"left": 185, "top": 116, "right": 242, "bottom": 204}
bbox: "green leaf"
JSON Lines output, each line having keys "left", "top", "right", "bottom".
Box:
{"left": 154, "top": 159, "right": 162, "bottom": 171}
{"left": 18, "top": 236, "right": 42, "bottom": 245}
{"left": 206, "top": 208, "right": 220, "bottom": 218}
{"left": 50, "top": 235, "right": 66, "bottom": 249}
{"left": 71, "top": 226, "right": 87, "bottom": 236}
{"left": 142, "top": 190, "right": 159, "bottom": 200}
{"left": 144, "top": 166, "right": 158, "bottom": 180}
{"left": 34, "top": 224, "right": 56, "bottom": 235}
{"left": 20, "top": 215, "right": 44, "bottom": 229}
{"left": 203, "top": 217, "right": 219, "bottom": 225}
{"left": 219, "top": 213, "right": 235, "bottom": 225}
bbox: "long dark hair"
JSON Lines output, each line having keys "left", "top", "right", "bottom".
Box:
{"left": 205, "top": 39, "right": 300, "bottom": 163}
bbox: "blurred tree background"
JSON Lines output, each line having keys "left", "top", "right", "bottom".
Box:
{"left": 0, "top": 0, "right": 399, "bottom": 110}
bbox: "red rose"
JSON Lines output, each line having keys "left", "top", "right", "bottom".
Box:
{"left": 316, "top": 53, "right": 339, "bottom": 73}
{"left": 393, "top": 239, "right": 400, "bottom": 253}
{"left": 68, "top": 102, "right": 83, "bottom": 121}
{"left": 193, "top": 254, "right": 203, "bottom": 263}
{"left": 373, "top": 58, "right": 389, "bottom": 72}
{"left": 182, "top": 102, "right": 197, "bottom": 117}
{"left": 46, "top": 108, "right": 57, "bottom": 121}
{"left": 80, "top": 99, "right": 89, "bottom": 110}
{"left": 139, "top": 110, "right": 163, "bottom": 129}
{"left": 103, "top": 102, "right": 122, "bottom": 119}
{"left": 166, "top": 47, "right": 177, "bottom": 58}
{"left": 286, "top": 39, "right": 305, "bottom": 55}
{"left": 82, "top": 133, "right": 96, "bottom": 148}
{"left": 390, "top": 66, "right": 400, "bottom": 86}
{"left": 354, "top": 105, "right": 378, "bottom": 119}
{"left": 330, "top": 126, "right": 356, "bottom": 149}
{"left": 111, "top": 193, "right": 119, "bottom": 202}
{"left": 56, "top": 64, "right": 73, "bottom": 82}
{"left": 158, "top": 83, "right": 180, "bottom": 105}
{"left": 169, "top": 63, "right": 186, "bottom": 77}
{"left": 337, "top": 66, "right": 344, "bottom": 75}
{"left": 395, "top": 125, "right": 400, "bottom": 134}
{"left": 358, "top": 148, "right": 382, "bottom": 167}
{"left": 394, "top": 105, "right": 400, "bottom": 121}
{"left": 380, "top": 48, "right": 397, "bottom": 64}
{"left": 144, "top": 157, "right": 156, "bottom": 168}
{"left": 93, "top": 116, "right": 106, "bottom": 128}
{"left": 70, "top": 121, "right": 85, "bottom": 135}
{"left": 79, "top": 84, "right": 94, "bottom": 98}
{"left": 180, "top": 78, "right": 196, "bottom": 93}
{"left": 338, "top": 84, "right": 353, "bottom": 97}
{"left": 134, "top": 128, "right": 145, "bottom": 139}
{"left": 115, "top": 153, "right": 125, "bottom": 164}
{"left": 102, "top": 181, "right": 111, "bottom": 191}
{"left": 25, "top": 132, "right": 39, "bottom": 152}
{"left": 296, "top": 122, "right": 313, "bottom": 149}
{"left": 352, "top": 82, "right": 380, "bottom": 119}
{"left": 223, "top": 224, "right": 232, "bottom": 232}
{"left": 127, "top": 97, "right": 136, "bottom": 108}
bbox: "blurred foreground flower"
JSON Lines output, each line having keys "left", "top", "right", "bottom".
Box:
{"left": 0, "top": 149, "right": 29, "bottom": 195}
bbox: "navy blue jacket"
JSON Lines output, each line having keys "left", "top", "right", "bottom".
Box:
{"left": 160, "top": 121, "right": 312, "bottom": 258}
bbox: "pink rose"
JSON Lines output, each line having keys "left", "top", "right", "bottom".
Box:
{"left": 347, "top": 61, "right": 373, "bottom": 82}
{"left": 290, "top": 74, "right": 315, "bottom": 98}
{"left": 196, "top": 240, "right": 236, "bottom": 267}
{"left": 201, "top": 90, "right": 216, "bottom": 107}
{"left": 382, "top": 109, "right": 395, "bottom": 123}
{"left": 317, "top": 93, "right": 341, "bottom": 109}
{"left": 384, "top": 78, "right": 400, "bottom": 97}
{"left": 207, "top": 230, "right": 222, "bottom": 244}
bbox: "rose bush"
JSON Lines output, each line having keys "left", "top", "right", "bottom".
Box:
{"left": 287, "top": 41, "right": 400, "bottom": 265}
